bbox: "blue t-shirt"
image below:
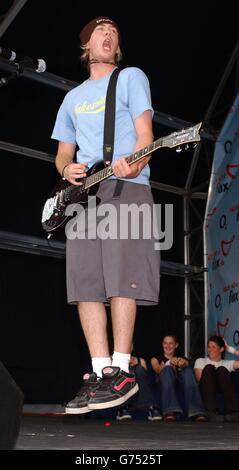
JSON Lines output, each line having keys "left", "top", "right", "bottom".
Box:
{"left": 51, "top": 67, "right": 153, "bottom": 185}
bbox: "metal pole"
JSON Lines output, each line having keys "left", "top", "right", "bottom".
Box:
{"left": 183, "top": 195, "right": 190, "bottom": 357}
{"left": 0, "top": 0, "right": 28, "bottom": 38}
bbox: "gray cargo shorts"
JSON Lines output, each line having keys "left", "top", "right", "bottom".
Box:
{"left": 66, "top": 180, "right": 160, "bottom": 305}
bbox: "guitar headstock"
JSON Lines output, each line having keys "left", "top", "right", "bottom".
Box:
{"left": 162, "top": 122, "right": 202, "bottom": 149}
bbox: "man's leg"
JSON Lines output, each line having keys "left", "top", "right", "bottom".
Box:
{"left": 78, "top": 302, "right": 109, "bottom": 355}
{"left": 78, "top": 301, "right": 112, "bottom": 377}
{"left": 110, "top": 297, "right": 135, "bottom": 372}
{"left": 65, "top": 302, "right": 111, "bottom": 415}
{"left": 88, "top": 297, "right": 139, "bottom": 410}
{"left": 111, "top": 297, "right": 136, "bottom": 363}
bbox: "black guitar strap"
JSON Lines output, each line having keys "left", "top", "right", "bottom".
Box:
{"left": 103, "top": 67, "right": 124, "bottom": 199}
{"left": 103, "top": 67, "right": 120, "bottom": 166}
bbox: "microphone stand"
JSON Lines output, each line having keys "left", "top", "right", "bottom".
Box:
{"left": 0, "top": 71, "right": 21, "bottom": 87}
{"left": 0, "top": 60, "right": 28, "bottom": 88}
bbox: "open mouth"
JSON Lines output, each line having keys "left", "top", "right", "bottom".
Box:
{"left": 103, "top": 39, "right": 111, "bottom": 51}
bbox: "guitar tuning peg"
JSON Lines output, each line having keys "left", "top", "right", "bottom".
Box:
{"left": 184, "top": 144, "right": 189, "bottom": 151}
{"left": 192, "top": 143, "right": 198, "bottom": 148}
{"left": 176, "top": 147, "right": 182, "bottom": 153}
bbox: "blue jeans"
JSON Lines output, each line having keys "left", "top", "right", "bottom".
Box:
{"left": 131, "top": 364, "right": 158, "bottom": 409}
{"left": 158, "top": 365, "right": 205, "bottom": 418}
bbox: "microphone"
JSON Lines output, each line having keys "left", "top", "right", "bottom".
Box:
{"left": 0, "top": 46, "right": 46, "bottom": 73}
{"left": 0, "top": 46, "right": 16, "bottom": 61}
{"left": 17, "top": 56, "right": 46, "bottom": 73}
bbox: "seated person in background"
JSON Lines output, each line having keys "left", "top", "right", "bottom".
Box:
{"left": 151, "top": 334, "right": 206, "bottom": 421}
{"left": 116, "top": 354, "right": 162, "bottom": 421}
{"left": 194, "top": 335, "right": 239, "bottom": 422}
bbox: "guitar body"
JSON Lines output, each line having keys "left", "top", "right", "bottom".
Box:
{"left": 41, "top": 160, "right": 105, "bottom": 234}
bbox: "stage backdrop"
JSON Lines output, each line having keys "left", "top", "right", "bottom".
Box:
{"left": 204, "top": 92, "right": 239, "bottom": 357}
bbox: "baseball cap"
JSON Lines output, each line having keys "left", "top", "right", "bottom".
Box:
{"left": 80, "top": 17, "right": 120, "bottom": 44}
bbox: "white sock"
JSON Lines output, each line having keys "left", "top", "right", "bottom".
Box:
{"left": 91, "top": 357, "right": 111, "bottom": 378}
{"left": 112, "top": 351, "right": 131, "bottom": 373}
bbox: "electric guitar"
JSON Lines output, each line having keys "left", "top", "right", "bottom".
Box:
{"left": 41, "top": 122, "right": 202, "bottom": 234}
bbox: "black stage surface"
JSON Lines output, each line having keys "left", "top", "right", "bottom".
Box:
{"left": 10, "top": 408, "right": 238, "bottom": 466}
{"left": 16, "top": 410, "right": 239, "bottom": 451}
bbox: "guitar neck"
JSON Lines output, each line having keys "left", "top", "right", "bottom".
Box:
{"left": 84, "top": 137, "right": 162, "bottom": 190}
{"left": 83, "top": 122, "right": 202, "bottom": 190}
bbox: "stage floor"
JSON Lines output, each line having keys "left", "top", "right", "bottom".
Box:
{"left": 16, "top": 411, "right": 239, "bottom": 450}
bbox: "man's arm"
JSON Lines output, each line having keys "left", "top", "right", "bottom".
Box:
{"left": 55, "top": 141, "right": 88, "bottom": 185}
{"left": 112, "top": 110, "right": 153, "bottom": 178}
{"left": 132, "top": 109, "right": 153, "bottom": 173}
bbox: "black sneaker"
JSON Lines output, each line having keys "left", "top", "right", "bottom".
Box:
{"left": 88, "top": 366, "right": 139, "bottom": 410}
{"left": 65, "top": 372, "right": 99, "bottom": 414}
{"left": 116, "top": 405, "right": 132, "bottom": 420}
{"left": 148, "top": 406, "right": 162, "bottom": 421}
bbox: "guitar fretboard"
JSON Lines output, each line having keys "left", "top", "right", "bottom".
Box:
{"left": 63, "top": 121, "right": 201, "bottom": 199}
{"left": 84, "top": 138, "right": 162, "bottom": 190}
